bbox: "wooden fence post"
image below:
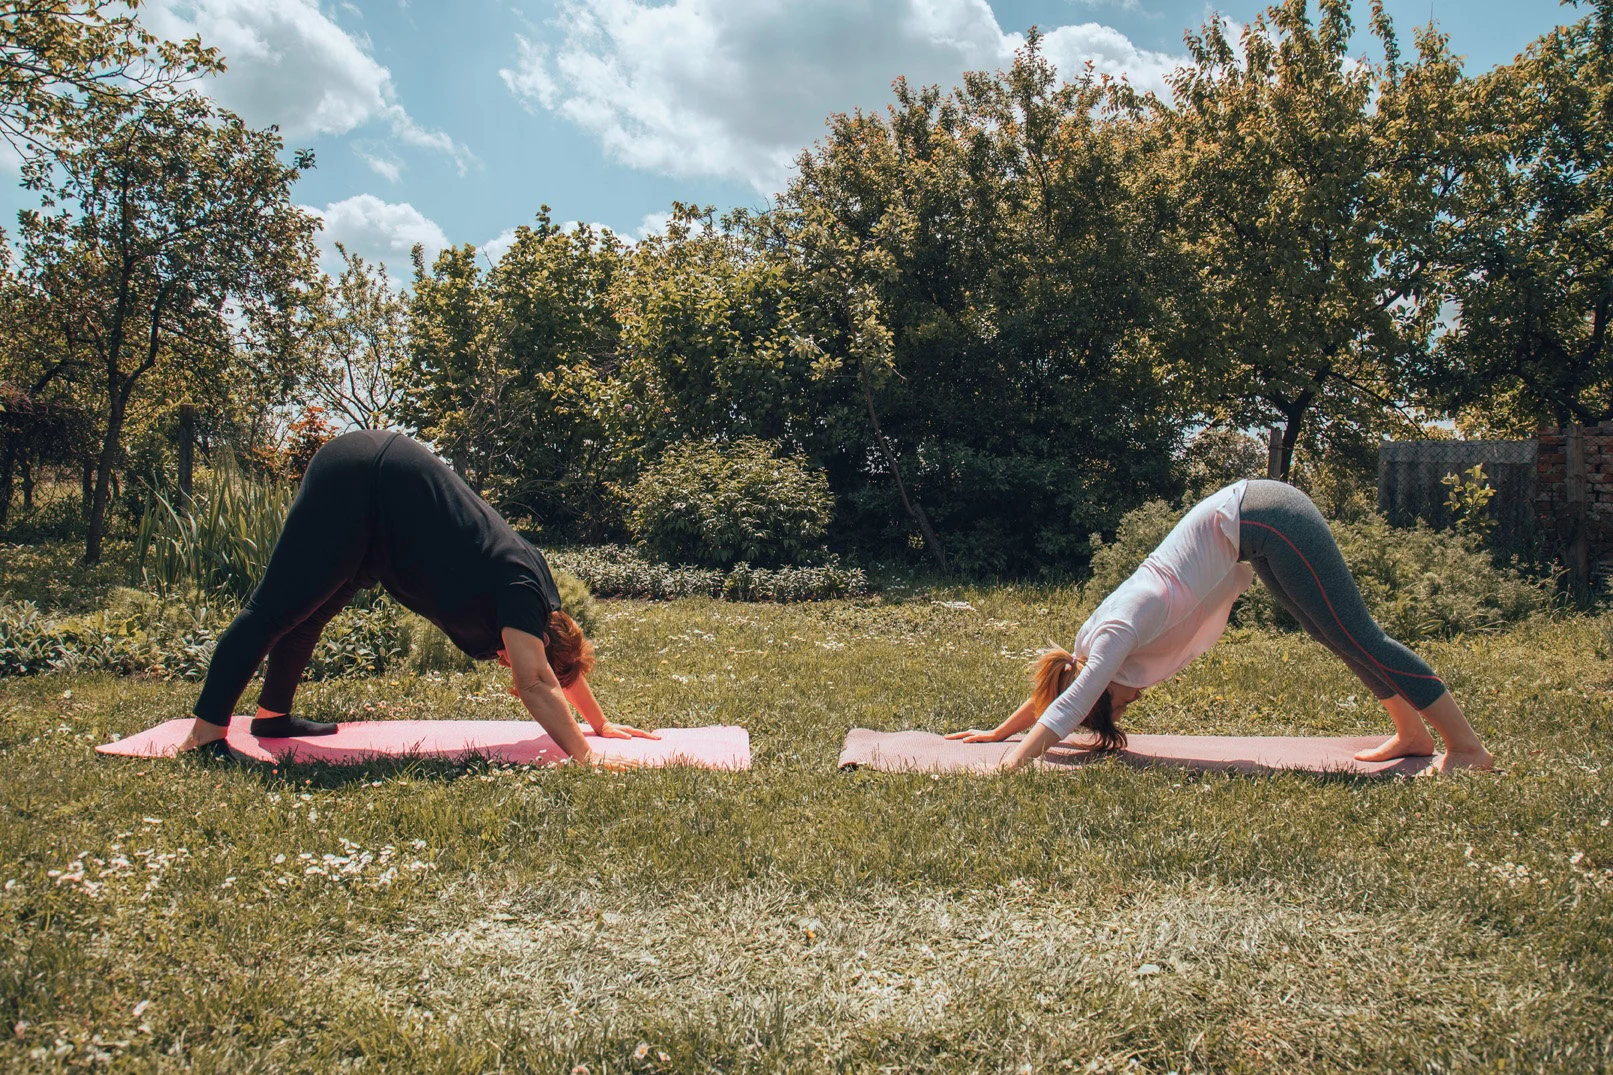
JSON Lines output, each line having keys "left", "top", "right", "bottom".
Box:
{"left": 177, "top": 404, "right": 195, "bottom": 510}
{"left": 1567, "top": 421, "right": 1589, "bottom": 593}
{"left": 1266, "top": 426, "right": 1282, "bottom": 479}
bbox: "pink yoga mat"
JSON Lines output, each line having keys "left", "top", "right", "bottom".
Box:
{"left": 98, "top": 717, "right": 750, "bottom": 769}
{"left": 838, "top": 728, "right": 1432, "bottom": 776}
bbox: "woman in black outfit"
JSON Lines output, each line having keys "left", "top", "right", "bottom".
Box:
{"left": 177, "top": 431, "right": 655, "bottom": 760}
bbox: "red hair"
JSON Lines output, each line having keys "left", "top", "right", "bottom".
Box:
{"left": 1029, "top": 647, "right": 1127, "bottom": 752}
{"left": 545, "top": 611, "right": 595, "bottom": 688}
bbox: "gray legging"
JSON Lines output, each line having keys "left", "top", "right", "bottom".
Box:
{"left": 1238, "top": 479, "right": 1448, "bottom": 710}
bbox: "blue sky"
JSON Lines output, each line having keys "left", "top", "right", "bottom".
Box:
{"left": 1, "top": 0, "right": 1579, "bottom": 279}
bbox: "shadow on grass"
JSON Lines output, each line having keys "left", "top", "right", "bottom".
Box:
{"left": 171, "top": 745, "right": 535, "bottom": 791}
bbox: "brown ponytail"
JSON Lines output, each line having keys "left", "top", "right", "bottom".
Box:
{"left": 544, "top": 611, "right": 595, "bottom": 688}
{"left": 1028, "top": 647, "right": 1128, "bottom": 753}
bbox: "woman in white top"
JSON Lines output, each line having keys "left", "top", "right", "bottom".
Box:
{"left": 947, "top": 479, "right": 1494, "bottom": 774}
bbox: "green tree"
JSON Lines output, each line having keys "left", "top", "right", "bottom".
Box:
{"left": 17, "top": 94, "right": 319, "bottom": 563}
{"left": 483, "top": 209, "right": 621, "bottom": 526}
{"left": 0, "top": 0, "right": 217, "bottom": 152}
{"left": 1429, "top": 0, "right": 1612, "bottom": 432}
{"left": 301, "top": 243, "right": 410, "bottom": 429}
{"left": 402, "top": 243, "right": 491, "bottom": 487}
{"left": 402, "top": 208, "right": 623, "bottom": 531}
{"left": 594, "top": 203, "right": 814, "bottom": 479}
{"left": 0, "top": 251, "right": 95, "bottom": 525}
{"left": 777, "top": 39, "right": 1182, "bottom": 572}
{"left": 1158, "top": 0, "right": 1470, "bottom": 476}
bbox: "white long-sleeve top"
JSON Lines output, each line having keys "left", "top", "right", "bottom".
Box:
{"left": 1039, "top": 481, "right": 1253, "bottom": 740}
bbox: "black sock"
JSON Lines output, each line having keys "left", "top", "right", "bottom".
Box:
{"left": 250, "top": 714, "right": 339, "bottom": 738}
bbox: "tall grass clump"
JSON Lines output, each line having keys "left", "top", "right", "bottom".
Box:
{"left": 134, "top": 460, "right": 295, "bottom": 601}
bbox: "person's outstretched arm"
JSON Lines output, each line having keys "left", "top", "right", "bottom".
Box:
{"left": 501, "top": 626, "right": 594, "bottom": 763}
{"left": 1002, "top": 723, "right": 1065, "bottom": 769}
{"left": 945, "top": 697, "right": 1040, "bottom": 743}
{"left": 563, "top": 675, "right": 660, "bottom": 741}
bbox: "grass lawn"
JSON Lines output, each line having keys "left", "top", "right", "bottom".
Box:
{"left": 1, "top": 573, "right": 1611, "bottom": 1072}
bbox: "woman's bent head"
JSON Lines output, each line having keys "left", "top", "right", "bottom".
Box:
{"left": 545, "top": 610, "right": 595, "bottom": 688}
{"left": 1029, "top": 647, "right": 1128, "bottom": 752}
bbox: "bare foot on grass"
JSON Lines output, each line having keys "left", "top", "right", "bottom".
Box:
{"left": 1354, "top": 733, "right": 1437, "bottom": 762}
{"left": 1416, "top": 747, "right": 1496, "bottom": 776}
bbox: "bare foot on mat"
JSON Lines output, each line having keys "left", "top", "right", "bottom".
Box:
{"left": 1354, "top": 733, "right": 1437, "bottom": 762}
{"left": 173, "top": 718, "right": 228, "bottom": 756}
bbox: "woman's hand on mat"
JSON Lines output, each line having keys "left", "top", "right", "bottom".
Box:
{"left": 945, "top": 698, "right": 1039, "bottom": 744}
{"left": 589, "top": 721, "right": 661, "bottom": 741}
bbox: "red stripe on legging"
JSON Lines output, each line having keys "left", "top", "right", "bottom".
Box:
{"left": 1241, "top": 519, "right": 1444, "bottom": 689}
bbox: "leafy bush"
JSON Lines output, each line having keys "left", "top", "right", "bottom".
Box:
{"left": 304, "top": 599, "right": 410, "bottom": 680}
{"left": 623, "top": 438, "right": 834, "bottom": 568}
{"left": 1244, "top": 513, "right": 1549, "bottom": 641}
{"left": 720, "top": 561, "right": 870, "bottom": 602}
{"left": 550, "top": 545, "right": 724, "bottom": 600}
{"left": 0, "top": 590, "right": 421, "bottom": 684}
{"left": 0, "top": 539, "right": 128, "bottom": 614}
{"left": 1178, "top": 428, "right": 1268, "bottom": 501}
{"left": 0, "top": 492, "right": 91, "bottom": 544}
{"left": 400, "top": 611, "right": 475, "bottom": 675}
{"left": 1083, "top": 499, "right": 1181, "bottom": 599}
{"left": 134, "top": 461, "right": 295, "bottom": 601}
{"left": 553, "top": 569, "right": 597, "bottom": 635}
{"left": 0, "top": 596, "right": 222, "bottom": 681}
{"left": 1085, "top": 498, "right": 1548, "bottom": 641}
{"left": 0, "top": 602, "right": 70, "bottom": 677}
{"left": 550, "top": 545, "right": 868, "bottom": 602}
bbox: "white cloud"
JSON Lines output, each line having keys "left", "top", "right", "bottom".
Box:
{"left": 305, "top": 193, "right": 448, "bottom": 276}
{"left": 147, "top": 0, "right": 476, "bottom": 173}
{"left": 500, "top": 36, "right": 559, "bottom": 108}
{"left": 635, "top": 211, "right": 671, "bottom": 240}
{"left": 1038, "top": 22, "right": 1180, "bottom": 90}
{"left": 1069, "top": 0, "right": 1154, "bottom": 15}
{"left": 359, "top": 151, "right": 402, "bottom": 182}
{"left": 480, "top": 226, "right": 519, "bottom": 266}
{"left": 499, "top": 0, "right": 1184, "bottom": 194}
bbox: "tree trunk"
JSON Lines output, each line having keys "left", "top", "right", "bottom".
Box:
{"left": 1278, "top": 418, "right": 1301, "bottom": 481}
{"left": 81, "top": 460, "right": 92, "bottom": 518}
{"left": 20, "top": 456, "right": 33, "bottom": 512}
{"left": 860, "top": 368, "right": 947, "bottom": 573}
{"left": 83, "top": 389, "right": 129, "bottom": 565}
{"left": 0, "top": 431, "right": 15, "bottom": 529}
{"left": 177, "top": 403, "right": 195, "bottom": 509}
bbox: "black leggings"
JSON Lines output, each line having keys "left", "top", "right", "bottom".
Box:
{"left": 191, "top": 432, "right": 388, "bottom": 725}
{"left": 1238, "top": 479, "right": 1448, "bottom": 710}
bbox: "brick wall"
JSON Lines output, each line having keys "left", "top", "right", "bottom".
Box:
{"left": 1536, "top": 422, "right": 1613, "bottom": 567}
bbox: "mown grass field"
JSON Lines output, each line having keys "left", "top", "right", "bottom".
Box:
{"left": 1, "top": 547, "right": 1611, "bottom": 1072}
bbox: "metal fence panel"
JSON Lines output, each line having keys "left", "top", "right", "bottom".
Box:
{"left": 1376, "top": 440, "right": 1538, "bottom": 556}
